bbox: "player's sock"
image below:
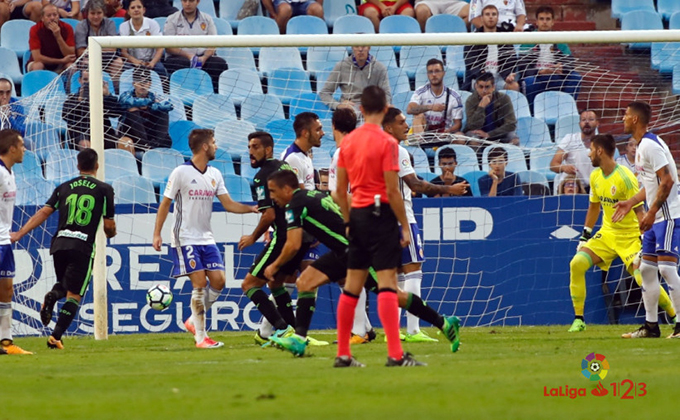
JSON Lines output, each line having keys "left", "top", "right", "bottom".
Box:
{"left": 640, "top": 260, "right": 661, "bottom": 323}
{"left": 377, "top": 289, "right": 404, "bottom": 361}
{"left": 272, "top": 287, "right": 296, "bottom": 327}
{"left": 657, "top": 261, "right": 680, "bottom": 316}
{"left": 396, "top": 273, "right": 406, "bottom": 331}
{"left": 203, "top": 286, "right": 221, "bottom": 312}
{"left": 351, "top": 288, "right": 368, "bottom": 336}
{"left": 337, "top": 290, "right": 359, "bottom": 358}
{"left": 403, "top": 271, "right": 423, "bottom": 335}
{"left": 633, "top": 267, "right": 676, "bottom": 319}
{"left": 295, "top": 291, "right": 317, "bottom": 338}
{"left": 574, "top": 315, "right": 584, "bottom": 321}
{"left": 191, "top": 288, "right": 207, "bottom": 343}
{"left": 51, "top": 298, "right": 79, "bottom": 341}
{"left": 569, "top": 252, "right": 592, "bottom": 317}
{"left": 0, "top": 302, "right": 12, "bottom": 341}
{"left": 405, "top": 293, "right": 444, "bottom": 329}
{"left": 246, "top": 287, "right": 288, "bottom": 331}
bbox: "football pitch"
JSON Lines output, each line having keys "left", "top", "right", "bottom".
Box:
{"left": 2, "top": 325, "right": 677, "bottom": 420}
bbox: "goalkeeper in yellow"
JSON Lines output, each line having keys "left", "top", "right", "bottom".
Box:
{"left": 568, "top": 134, "right": 676, "bottom": 332}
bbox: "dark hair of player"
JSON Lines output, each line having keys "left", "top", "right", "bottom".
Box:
{"left": 627, "top": 101, "right": 652, "bottom": 126}
{"left": 382, "top": 107, "right": 402, "bottom": 126}
{"left": 293, "top": 112, "right": 320, "bottom": 138}
{"left": 426, "top": 58, "right": 444, "bottom": 70}
{"left": 332, "top": 108, "right": 357, "bottom": 134}
{"left": 268, "top": 170, "right": 299, "bottom": 190}
{"left": 77, "top": 148, "right": 98, "bottom": 172}
{"left": 476, "top": 72, "right": 495, "bottom": 85}
{"left": 0, "top": 129, "right": 22, "bottom": 155}
{"left": 535, "top": 6, "right": 554, "bottom": 18}
{"left": 438, "top": 147, "right": 457, "bottom": 162}
{"left": 591, "top": 134, "right": 616, "bottom": 157}
{"left": 488, "top": 146, "right": 508, "bottom": 162}
{"left": 361, "top": 85, "right": 387, "bottom": 114}
{"left": 188, "top": 128, "right": 214, "bottom": 152}
{"left": 248, "top": 131, "right": 274, "bottom": 150}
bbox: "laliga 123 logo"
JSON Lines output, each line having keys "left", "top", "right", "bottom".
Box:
{"left": 582, "top": 352, "right": 608, "bottom": 382}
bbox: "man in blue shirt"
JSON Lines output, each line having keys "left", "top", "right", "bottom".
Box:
{"left": 0, "top": 78, "right": 25, "bottom": 136}
{"left": 478, "top": 146, "right": 522, "bottom": 196}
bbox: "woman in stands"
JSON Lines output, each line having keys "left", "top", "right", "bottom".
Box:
{"left": 119, "top": 0, "right": 168, "bottom": 79}
{"left": 74, "top": 0, "right": 124, "bottom": 85}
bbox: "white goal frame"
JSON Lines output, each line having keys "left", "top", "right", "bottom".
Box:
{"left": 87, "top": 29, "right": 680, "bottom": 339}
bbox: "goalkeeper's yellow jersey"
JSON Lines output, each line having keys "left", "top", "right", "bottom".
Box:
{"left": 589, "top": 164, "right": 642, "bottom": 234}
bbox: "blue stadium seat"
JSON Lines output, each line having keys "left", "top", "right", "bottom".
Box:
{"left": 481, "top": 144, "right": 527, "bottom": 173}
{"left": 403, "top": 146, "right": 430, "bottom": 173}
{"left": 169, "top": 120, "right": 200, "bottom": 157}
{"left": 533, "top": 91, "right": 578, "bottom": 125}
{"left": 213, "top": 17, "right": 233, "bottom": 35}
{"left": 70, "top": 70, "right": 115, "bottom": 95}
{"left": 314, "top": 65, "right": 339, "bottom": 97}
{"left": 1, "top": 19, "right": 35, "bottom": 59}
{"left": 265, "top": 119, "right": 296, "bottom": 144}
{"left": 104, "top": 149, "right": 140, "bottom": 182}
{"left": 444, "top": 45, "right": 466, "bottom": 78}
{"left": 286, "top": 15, "right": 328, "bottom": 35}
{"left": 425, "top": 14, "right": 467, "bottom": 33}
{"left": 435, "top": 145, "right": 479, "bottom": 176}
{"left": 111, "top": 17, "right": 125, "bottom": 33}
{"left": 516, "top": 170, "right": 549, "bottom": 188}
{"left": 651, "top": 42, "right": 680, "bottom": 74}
{"left": 16, "top": 177, "right": 54, "bottom": 206}
{"left": 554, "top": 115, "right": 580, "bottom": 141}
{"left": 499, "top": 89, "right": 531, "bottom": 119}
{"left": 372, "top": 45, "right": 398, "bottom": 69}
{"left": 212, "top": 148, "right": 235, "bottom": 176}
{"left": 113, "top": 175, "right": 157, "bottom": 204}
{"left": 221, "top": 0, "right": 264, "bottom": 30}
{"left": 417, "top": 172, "right": 438, "bottom": 182}
{"left": 670, "top": 12, "right": 680, "bottom": 29}
{"left": 141, "top": 148, "right": 185, "bottom": 187}
{"left": 167, "top": 95, "right": 187, "bottom": 123}
{"left": 154, "top": 17, "right": 166, "bottom": 31}
{"left": 461, "top": 170, "right": 487, "bottom": 197}
{"left": 237, "top": 16, "right": 279, "bottom": 55}
{"left": 306, "top": 47, "right": 347, "bottom": 77}
{"left": 169, "top": 68, "right": 214, "bottom": 106}
{"left": 379, "top": 15, "right": 420, "bottom": 34}
{"left": 44, "top": 149, "right": 78, "bottom": 183}
{"left": 21, "top": 70, "right": 62, "bottom": 97}
{"left": 119, "top": 68, "right": 163, "bottom": 96}
{"left": 611, "top": 0, "right": 655, "bottom": 19}
{"left": 173, "top": 0, "right": 215, "bottom": 17}
{"left": 214, "top": 120, "right": 256, "bottom": 154}
{"left": 674, "top": 64, "right": 680, "bottom": 95}
{"left": 44, "top": 94, "right": 68, "bottom": 134}
{"left": 216, "top": 48, "right": 257, "bottom": 73}
{"left": 400, "top": 46, "right": 443, "bottom": 79}
{"left": 516, "top": 117, "right": 552, "bottom": 149}
{"left": 289, "top": 92, "right": 332, "bottom": 120}
{"left": 658, "top": 0, "right": 680, "bottom": 21}
{"left": 218, "top": 68, "right": 263, "bottom": 106}
{"left": 324, "top": 0, "right": 357, "bottom": 29}
{"left": 459, "top": 90, "right": 472, "bottom": 129}
{"left": 387, "top": 66, "right": 411, "bottom": 96}
{"left": 312, "top": 149, "right": 332, "bottom": 170}
{"left": 0, "top": 47, "right": 23, "bottom": 86}
{"left": 529, "top": 147, "right": 558, "bottom": 181}
{"left": 224, "top": 174, "right": 254, "bottom": 202}
{"left": 61, "top": 18, "right": 79, "bottom": 33}
{"left": 192, "top": 93, "right": 237, "bottom": 129}
{"left": 392, "top": 91, "right": 414, "bottom": 124}
{"left": 24, "top": 121, "right": 62, "bottom": 162}
{"left": 267, "top": 67, "right": 312, "bottom": 105}
{"left": 415, "top": 66, "right": 459, "bottom": 90}
{"left": 241, "top": 93, "right": 285, "bottom": 127}
{"left": 259, "top": 47, "right": 304, "bottom": 77}
{"left": 332, "top": 14, "right": 374, "bottom": 34}
{"left": 14, "top": 150, "right": 43, "bottom": 180}
{"left": 621, "top": 10, "right": 663, "bottom": 50}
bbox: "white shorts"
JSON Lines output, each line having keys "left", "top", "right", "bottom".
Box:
{"left": 415, "top": 0, "right": 468, "bottom": 16}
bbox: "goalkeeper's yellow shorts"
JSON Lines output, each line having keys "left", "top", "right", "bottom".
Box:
{"left": 585, "top": 229, "right": 640, "bottom": 271}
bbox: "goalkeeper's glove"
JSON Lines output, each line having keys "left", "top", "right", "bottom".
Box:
{"left": 577, "top": 227, "right": 592, "bottom": 252}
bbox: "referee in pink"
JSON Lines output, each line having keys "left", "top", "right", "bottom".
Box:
{"left": 334, "top": 86, "right": 425, "bottom": 367}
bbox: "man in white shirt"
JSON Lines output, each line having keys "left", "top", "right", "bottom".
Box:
{"left": 615, "top": 137, "right": 637, "bottom": 176}
{"left": 470, "top": 0, "right": 525, "bottom": 31}
{"left": 153, "top": 129, "right": 257, "bottom": 348}
{"left": 550, "top": 110, "right": 598, "bottom": 194}
{"left": 262, "top": 0, "right": 324, "bottom": 34}
{"left": 414, "top": 0, "right": 469, "bottom": 32}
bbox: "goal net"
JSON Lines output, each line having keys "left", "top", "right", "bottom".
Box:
{"left": 8, "top": 29, "right": 680, "bottom": 338}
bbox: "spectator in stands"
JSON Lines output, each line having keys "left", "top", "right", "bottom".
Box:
{"left": 478, "top": 146, "right": 521, "bottom": 196}
{"left": 163, "top": 0, "right": 227, "bottom": 92}
{"left": 414, "top": 0, "right": 469, "bottom": 32}
{"left": 117, "top": 67, "right": 173, "bottom": 158}
{"left": 557, "top": 174, "right": 586, "bottom": 195}
{"left": 27, "top": 3, "right": 76, "bottom": 73}
{"left": 317, "top": 168, "right": 329, "bottom": 191}
{"left": 615, "top": 137, "right": 637, "bottom": 175}
{"left": 124, "top": 0, "right": 176, "bottom": 18}
{"left": 319, "top": 45, "right": 391, "bottom": 111}
{"left": 119, "top": 0, "right": 168, "bottom": 79}
{"left": 0, "top": 0, "right": 42, "bottom": 25}
{"left": 463, "top": 4, "right": 519, "bottom": 91}
{"left": 426, "top": 147, "right": 472, "bottom": 197}
{"left": 549, "top": 109, "right": 598, "bottom": 194}
{"left": 42, "top": 0, "right": 81, "bottom": 19}
{"left": 359, "top": 0, "right": 414, "bottom": 33}
{"left": 465, "top": 72, "right": 518, "bottom": 147}
{"left": 517, "top": 6, "right": 580, "bottom": 108}
{"left": 262, "top": 0, "right": 324, "bottom": 34}
{"left": 62, "top": 69, "right": 124, "bottom": 149}
{"left": 105, "top": 0, "right": 125, "bottom": 16}
{"left": 407, "top": 58, "right": 464, "bottom": 136}
{"left": 469, "top": 0, "right": 525, "bottom": 31}
{"left": 75, "top": 0, "right": 124, "bottom": 85}
{"left": 0, "top": 78, "right": 26, "bottom": 136}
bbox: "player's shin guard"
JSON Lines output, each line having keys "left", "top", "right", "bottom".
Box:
{"left": 658, "top": 261, "right": 680, "bottom": 317}
{"left": 295, "top": 291, "right": 317, "bottom": 337}
{"left": 246, "top": 287, "right": 288, "bottom": 331}
{"left": 0, "top": 302, "right": 12, "bottom": 341}
{"left": 191, "top": 288, "right": 207, "bottom": 343}
{"left": 640, "top": 260, "right": 661, "bottom": 323}
{"left": 569, "top": 252, "right": 592, "bottom": 317}
{"left": 633, "top": 268, "right": 676, "bottom": 319}
{"left": 405, "top": 293, "right": 444, "bottom": 329}
{"left": 272, "top": 287, "right": 296, "bottom": 327}
{"left": 351, "top": 288, "right": 369, "bottom": 337}
{"left": 377, "top": 289, "right": 403, "bottom": 360}
{"left": 51, "top": 298, "right": 79, "bottom": 341}
{"left": 337, "top": 290, "right": 359, "bottom": 358}
{"left": 403, "top": 271, "right": 423, "bottom": 335}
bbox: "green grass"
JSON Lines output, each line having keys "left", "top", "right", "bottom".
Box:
{"left": 2, "top": 325, "right": 678, "bottom": 420}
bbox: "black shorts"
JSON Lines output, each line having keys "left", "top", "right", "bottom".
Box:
{"left": 10, "top": 6, "right": 27, "bottom": 20}
{"left": 52, "top": 249, "right": 95, "bottom": 296}
{"left": 347, "top": 204, "right": 401, "bottom": 271}
{"left": 311, "top": 250, "right": 348, "bottom": 283}
{"left": 249, "top": 238, "right": 310, "bottom": 281}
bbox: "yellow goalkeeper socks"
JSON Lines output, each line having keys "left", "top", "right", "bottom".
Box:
{"left": 570, "top": 252, "right": 592, "bottom": 317}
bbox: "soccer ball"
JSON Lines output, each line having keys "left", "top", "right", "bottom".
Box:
{"left": 146, "top": 284, "right": 173, "bottom": 311}
{"left": 590, "top": 361, "right": 601, "bottom": 373}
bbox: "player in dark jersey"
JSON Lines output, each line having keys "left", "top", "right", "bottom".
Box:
{"left": 12, "top": 149, "right": 116, "bottom": 349}
{"left": 263, "top": 170, "right": 460, "bottom": 357}
{"left": 238, "top": 131, "right": 308, "bottom": 343}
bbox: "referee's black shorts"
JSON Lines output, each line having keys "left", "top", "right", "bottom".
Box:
{"left": 347, "top": 204, "right": 401, "bottom": 271}
{"left": 53, "top": 249, "right": 95, "bottom": 296}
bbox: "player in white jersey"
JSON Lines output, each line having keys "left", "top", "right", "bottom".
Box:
{"left": 614, "top": 102, "right": 680, "bottom": 339}
{"left": 382, "top": 107, "right": 469, "bottom": 342}
{"left": 153, "top": 129, "right": 257, "bottom": 348}
{"left": 0, "top": 129, "right": 29, "bottom": 355}
{"left": 280, "top": 112, "right": 323, "bottom": 190}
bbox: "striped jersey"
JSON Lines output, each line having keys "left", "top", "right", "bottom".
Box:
{"left": 635, "top": 132, "right": 680, "bottom": 222}
{"left": 589, "top": 164, "right": 642, "bottom": 234}
{"left": 397, "top": 145, "right": 417, "bottom": 224}
{"left": 0, "top": 160, "right": 16, "bottom": 245}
